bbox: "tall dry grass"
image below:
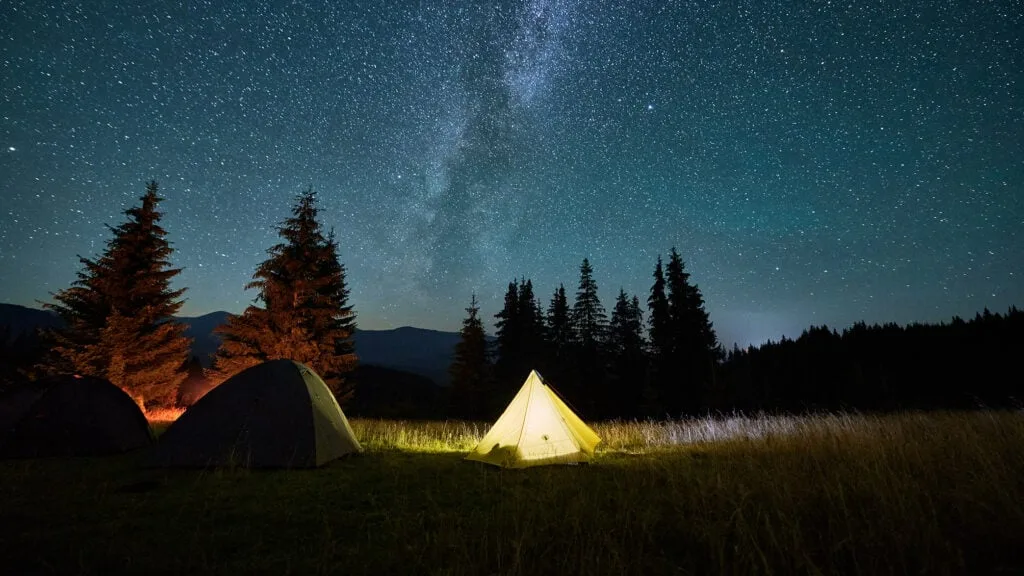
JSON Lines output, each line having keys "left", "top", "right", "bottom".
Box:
{"left": 351, "top": 419, "right": 488, "bottom": 452}
{"left": 348, "top": 411, "right": 905, "bottom": 453}
{"left": 343, "top": 412, "right": 1024, "bottom": 573}
{"left": 4, "top": 410, "right": 1023, "bottom": 574}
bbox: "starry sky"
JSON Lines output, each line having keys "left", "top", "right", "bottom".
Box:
{"left": 1, "top": 1, "right": 1021, "bottom": 347}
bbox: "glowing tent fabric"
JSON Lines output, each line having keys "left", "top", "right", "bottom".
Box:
{"left": 467, "top": 370, "right": 600, "bottom": 468}
{"left": 148, "top": 359, "right": 360, "bottom": 468}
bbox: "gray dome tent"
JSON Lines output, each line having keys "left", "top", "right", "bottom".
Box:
{"left": 0, "top": 375, "right": 153, "bottom": 458}
{"left": 148, "top": 360, "right": 361, "bottom": 468}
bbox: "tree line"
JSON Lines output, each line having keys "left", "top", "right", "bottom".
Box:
{"left": 20, "top": 181, "right": 358, "bottom": 410}
{"left": 719, "top": 308, "right": 1024, "bottom": 413}
{"left": 451, "top": 266, "right": 1024, "bottom": 419}
{"left": 449, "top": 251, "right": 723, "bottom": 420}
{"left": 2, "top": 180, "right": 1021, "bottom": 419}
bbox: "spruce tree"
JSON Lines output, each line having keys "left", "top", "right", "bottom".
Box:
{"left": 571, "top": 258, "right": 607, "bottom": 349}
{"left": 664, "top": 247, "right": 721, "bottom": 414}
{"left": 44, "top": 181, "right": 191, "bottom": 408}
{"left": 570, "top": 258, "right": 607, "bottom": 416}
{"left": 320, "top": 228, "right": 359, "bottom": 388}
{"left": 645, "top": 256, "right": 671, "bottom": 415}
{"left": 608, "top": 290, "right": 647, "bottom": 417}
{"left": 516, "top": 278, "right": 546, "bottom": 374}
{"left": 492, "top": 281, "right": 522, "bottom": 395}
{"left": 647, "top": 256, "right": 670, "bottom": 359}
{"left": 546, "top": 284, "right": 572, "bottom": 366}
{"left": 214, "top": 189, "right": 358, "bottom": 401}
{"left": 449, "top": 294, "right": 492, "bottom": 419}
{"left": 630, "top": 296, "right": 644, "bottom": 336}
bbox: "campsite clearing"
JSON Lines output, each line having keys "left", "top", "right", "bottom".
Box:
{"left": 3, "top": 412, "right": 1023, "bottom": 575}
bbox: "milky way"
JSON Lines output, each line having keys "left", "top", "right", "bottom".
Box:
{"left": 1, "top": 0, "right": 1021, "bottom": 347}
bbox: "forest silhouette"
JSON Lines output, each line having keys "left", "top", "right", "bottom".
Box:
{"left": 2, "top": 182, "right": 1021, "bottom": 420}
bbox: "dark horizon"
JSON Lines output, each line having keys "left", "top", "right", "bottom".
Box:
{"left": 3, "top": 297, "right": 1021, "bottom": 353}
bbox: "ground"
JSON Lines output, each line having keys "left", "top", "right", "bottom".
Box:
{"left": 2, "top": 413, "right": 1023, "bottom": 575}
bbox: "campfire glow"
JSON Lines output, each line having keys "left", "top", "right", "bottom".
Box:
{"left": 145, "top": 406, "right": 185, "bottom": 423}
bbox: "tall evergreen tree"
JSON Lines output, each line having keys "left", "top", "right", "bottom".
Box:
{"left": 630, "top": 296, "right": 644, "bottom": 335}
{"left": 492, "top": 278, "right": 548, "bottom": 405}
{"left": 546, "top": 284, "right": 573, "bottom": 366}
{"left": 645, "top": 256, "right": 671, "bottom": 415}
{"left": 607, "top": 289, "right": 647, "bottom": 417}
{"left": 449, "top": 294, "right": 492, "bottom": 419}
{"left": 321, "top": 228, "right": 358, "bottom": 380}
{"left": 44, "top": 181, "right": 191, "bottom": 408}
{"left": 571, "top": 258, "right": 607, "bottom": 349}
{"left": 664, "top": 247, "right": 721, "bottom": 414}
{"left": 647, "top": 256, "right": 670, "bottom": 359}
{"left": 569, "top": 258, "right": 607, "bottom": 416}
{"left": 214, "top": 189, "right": 358, "bottom": 401}
{"left": 516, "top": 278, "right": 547, "bottom": 373}
{"left": 489, "top": 278, "right": 520, "bottom": 393}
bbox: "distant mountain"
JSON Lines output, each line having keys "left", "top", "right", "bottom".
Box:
{"left": 0, "top": 303, "right": 465, "bottom": 386}
{"left": 0, "top": 303, "right": 61, "bottom": 342}
{"left": 353, "top": 326, "right": 463, "bottom": 386}
{"left": 176, "top": 311, "right": 233, "bottom": 364}
{"left": 176, "top": 311, "right": 463, "bottom": 384}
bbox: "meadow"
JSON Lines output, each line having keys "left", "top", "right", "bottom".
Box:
{"left": 2, "top": 411, "right": 1023, "bottom": 575}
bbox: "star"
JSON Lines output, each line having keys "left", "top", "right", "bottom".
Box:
{"left": 0, "top": 0, "right": 1019, "bottom": 348}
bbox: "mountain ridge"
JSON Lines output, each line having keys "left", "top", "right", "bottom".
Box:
{"left": 0, "top": 303, "right": 462, "bottom": 385}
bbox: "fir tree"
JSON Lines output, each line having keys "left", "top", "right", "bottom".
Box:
{"left": 320, "top": 228, "right": 358, "bottom": 390}
{"left": 645, "top": 255, "right": 671, "bottom": 415}
{"left": 44, "top": 181, "right": 191, "bottom": 408}
{"left": 546, "top": 284, "right": 573, "bottom": 366}
{"left": 214, "top": 189, "right": 358, "bottom": 401}
{"left": 571, "top": 258, "right": 606, "bottom": 349}
{"left": 491, "top": 278, "right": 547, "bottom": 404}
{"left": 516, "top": 278, "right": 547, "bottom": 373}
{"left": 630, "top": 296, "right": 644, "bottom": 334}
{"left": 493, "top": 281, "right": 522, "bottom": 394}
{"left": 608, "top": 290, "right": 647, "bottom": 417}
{"left": 663, "top": 247, "right": 721, "bottom": 414}
{"left": 628, "top": 293, "right": 648, "bottom": 412}
{"left": 449, "top": 294, "right": 492, "bottom": 419}
{"left": 647, "top": 256, "right": 670, "bottom": 359}
{"left": 570, "top": 258, "right": 607, "bottom": 416}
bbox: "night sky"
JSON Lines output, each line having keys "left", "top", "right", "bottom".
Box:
{"left": 1, "top": 1, "right": 1021, "bottom": 347}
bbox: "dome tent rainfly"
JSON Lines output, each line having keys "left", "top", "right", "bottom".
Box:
{"left": 467, "top": 370, "right": 601, "bottom": 468}
{"left": 0, "top": 374, "right": 153, "bottom": 458}
{"left": 148, "top": 359, "right": 361, "bottom": 468}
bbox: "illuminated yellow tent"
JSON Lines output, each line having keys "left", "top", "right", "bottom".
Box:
{"left": 466, "top": 370, "right": 601, "bottom": 468}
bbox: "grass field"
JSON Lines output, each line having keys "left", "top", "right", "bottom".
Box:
{"left": 3, "top": 411, "right": 1023, "bottom": 575}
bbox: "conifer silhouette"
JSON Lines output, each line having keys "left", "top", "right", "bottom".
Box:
{"left": 449, "top": 294, "right": 492, "bottom": 419}
{"left": 44, "top": 181, "right": 191, "bottom": 408}
{"left": 214, "top": 189, "right": 357, "bottom": 401}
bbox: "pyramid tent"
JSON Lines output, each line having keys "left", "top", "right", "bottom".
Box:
{"left": 467, "top": 370, "right": 601, "bottom": 468}
{"left": 148, "top": 359, "right": 361, "bottom": 468}
{"left": 0, "top": 375, "right": 153, "bottom": 458}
